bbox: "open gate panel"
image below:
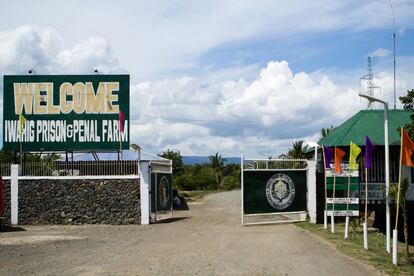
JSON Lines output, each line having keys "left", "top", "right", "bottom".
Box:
{"left": 241, "top": 158, "right": 308, "bottom": 226}
{"left": 150, "top": 161, "right": 173, "bottom": 222}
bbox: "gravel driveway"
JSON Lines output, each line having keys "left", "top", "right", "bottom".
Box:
{"left": 0, "top": 190, "right": 380, "bottom": 275}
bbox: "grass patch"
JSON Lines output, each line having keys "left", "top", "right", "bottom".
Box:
{"left": 179, "top": 190, "right": 217, "bottom": 202}
{"left": 296, "top": 221, "right": 414, "bottom": 275}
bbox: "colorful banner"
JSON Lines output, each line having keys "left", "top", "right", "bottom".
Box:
{"left": 3, "top": 75, "right": 130, "bottom": 151}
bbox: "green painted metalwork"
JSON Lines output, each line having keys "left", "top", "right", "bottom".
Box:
{"left": 326, "top": 204, "right": 359, "bottom": 211}
{"left": 326, "top": 174, "right": 360, "bottom": 216}
{"left": 326, "top": 177, "right": 359, "bottom": 185}
{"left": 243, "top": 170, "right": 306, "bottom": 214}
{"left": 151, "top": 172, "right": 173, "bottom": 212}
{"left": 326, "top": 184, "right": 359, "bottom": 191}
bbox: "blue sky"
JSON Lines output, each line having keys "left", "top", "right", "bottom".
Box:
{"left": 198, "top": 28, "right": 401, "bottom": 74}
{"left": 1, "top": 0, "right": 414, "bottom": 157}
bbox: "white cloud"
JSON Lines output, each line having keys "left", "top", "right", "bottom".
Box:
{"left": 129, "top": 60, "right": 369, "bottom": 156}
{"left": 1, "top": 1, "right": 413, "bottom": 81}
{"left": 0, "top": 25, "right": 123, "bottom": 75}
{"left": 0, "top": 25, "right": 60, "bottom": 74}
{"left": 56, "top": 37, "right": 123, "bottom": 74}
{"left": 369, "top": 48, "right": 391, "bottom": 58}
{"left": 127, "top": 57, "right": 413, "bottom": 156}
{"left": 373, "top": 70, "right": 412, "bottom": 105}
{"left": 0, "top": 23, "right": 413, "bottom": 156}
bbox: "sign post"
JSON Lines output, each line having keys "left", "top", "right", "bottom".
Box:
{"left": 325, "top": 166, "right": 360, "bottom": 220}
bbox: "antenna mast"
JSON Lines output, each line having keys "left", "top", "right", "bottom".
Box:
{"left": 391, "top": 3, "right": 396, "bottom": 109}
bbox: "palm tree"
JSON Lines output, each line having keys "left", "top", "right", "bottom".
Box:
{"left": 287, "top": 141, "right": 308, "bottom": 159}
{"left": 209, "top": 153, "right": 224, "bottom": 190}
{"left": 389, "top": 178, "right": 410, "bottom": 260}
{"left": 321, "top": 126, "right": 334, "bottom": 138}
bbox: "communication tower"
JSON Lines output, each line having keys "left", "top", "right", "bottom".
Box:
{"left": 360, "top": 57, "right": 381, "bottom": 109}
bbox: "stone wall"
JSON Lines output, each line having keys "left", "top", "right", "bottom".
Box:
{"left": 1, "top": 178, "right": 140, "bottom": 225}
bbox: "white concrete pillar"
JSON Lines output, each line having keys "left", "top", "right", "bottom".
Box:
{"left": 139, "top": 161, "right": 151, "bottom": 225}
{"left": 306, "top": 160, "right": 317, "bottom": 223}
{"left": 392, "top": 229, "right": 398, "bottom": 265}
{"left": 10, "top": 164, "right": 19, "bottom": 225}
{"left": 363, "top": 222, "right": 368, "bottom": 249}
{"left": 344, "top": 216, "right": 349, "bottom": 239}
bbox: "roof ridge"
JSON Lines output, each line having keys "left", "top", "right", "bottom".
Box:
{"left": 334, "top": 111, "right": 364, "bottom": 145}
{"left": 319, "top": 111, "right": 363, "bottom": 146}
{"left": 318, "top": 109, "right": 414, "bottom": 147}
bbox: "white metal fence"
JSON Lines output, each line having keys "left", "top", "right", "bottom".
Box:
{"left": 243, "top": 159, "right": 308, "bottom": 170}
{"left": 0, "top": 160, "right": 140, "bottom": 177}
{"left": 243, "top": 211, "right": 307, "bottom": 226}
{"left": 0, "top": 163, "right": 11, "bottom": 177}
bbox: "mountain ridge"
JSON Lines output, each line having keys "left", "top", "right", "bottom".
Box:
{"left": 182, "top": 156, "right": 240, "bottom": 165}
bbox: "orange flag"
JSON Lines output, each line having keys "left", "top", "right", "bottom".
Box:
{"left": 401, "top": 129, "right": 414, "bottom": 167}
{"left": 334, "top": 147, "right": 346, "bottom": 174}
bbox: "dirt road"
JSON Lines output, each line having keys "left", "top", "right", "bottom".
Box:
{"left": 0, "top": 190, "right": 380, "bottom": 275}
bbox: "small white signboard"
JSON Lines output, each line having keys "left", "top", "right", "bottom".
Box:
{"left": 327, "top": 210, "right": 359, "bottom": 216}
{"left": 327, "top": 198, "right": 359, "bottom": 204}
{"left": 325, "top": 167, "right": 359, "bottom": 177}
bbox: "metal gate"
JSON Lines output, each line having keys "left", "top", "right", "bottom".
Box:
{"left": 150, "top": 160, "right": 173, "bottom": 222}
{"left": 241, "top": 157, "right": 309, "bottom": 226}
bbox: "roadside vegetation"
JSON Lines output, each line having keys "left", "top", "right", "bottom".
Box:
{"left": 0, "top": 150, "right": 59, "bottom": 163}
{"left": 178, "top": 190, "right": 218, "bottom": 202}
{"left": 296, "top": 222, "right": 414, "bottom": 275}
{"left": 159, "top": 150, "right": 240, "bottom": 192}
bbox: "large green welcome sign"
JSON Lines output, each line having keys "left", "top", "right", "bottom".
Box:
{"left": 3, "top": 75, "right": 129, "bottom": 151}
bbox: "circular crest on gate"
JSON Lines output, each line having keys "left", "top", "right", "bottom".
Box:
{"left": 159, "top": 176, "right": 170, "bottom": 208}
{"left": 265, "top": 173, "right": 295, "bottom": 210}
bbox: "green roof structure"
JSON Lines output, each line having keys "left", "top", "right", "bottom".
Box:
{"left": 318, "top": 109, "right": 414, "bottom": 147}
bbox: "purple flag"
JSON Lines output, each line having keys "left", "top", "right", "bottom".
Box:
{"left": 365, "top": 136, "right": 375, "bottom": 169}
{"left": 323, "top": 145, "right": 334, "bottom": 169}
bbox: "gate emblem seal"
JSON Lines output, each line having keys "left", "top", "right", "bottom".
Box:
{"left": 159, "top": 176, "right": 170, "bottom": 208}
{"left": 265, "top": 173, "right": 295, "bottom": 210}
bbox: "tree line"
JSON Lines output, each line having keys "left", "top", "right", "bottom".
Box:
{"left": 159, "top": 150, "right": 240, "bottom": 191}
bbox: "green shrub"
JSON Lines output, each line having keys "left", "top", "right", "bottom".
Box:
{"left": 174, "top": 174, "right": 198, "bottom": 190}
{"left": 173, "top": 162, "right": 240, "bottom": 191}
{"left": 221, "top": 175, "right": 240, "bottom": 191}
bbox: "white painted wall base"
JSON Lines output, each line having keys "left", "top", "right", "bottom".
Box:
{"left": 140, "top": 162, "right": 150, "bottom": 225}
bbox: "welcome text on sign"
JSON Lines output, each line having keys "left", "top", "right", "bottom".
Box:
{"left": 14, "top": 82, "right": 120, "bottom": 115}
